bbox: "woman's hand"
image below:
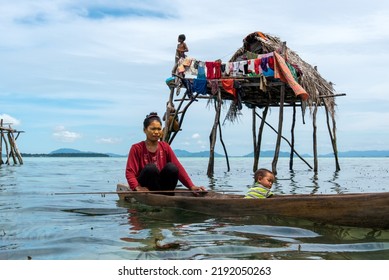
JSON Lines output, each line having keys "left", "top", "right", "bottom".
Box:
{"left": 135, "top": 186, "right": 149, "bottom": 192}
{"left": 189, "top": 186, "right": 207, "bottom": 196}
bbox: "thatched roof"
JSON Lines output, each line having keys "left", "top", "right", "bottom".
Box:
{"left": 226, "top": 31, "right": 337, "bottom": 114}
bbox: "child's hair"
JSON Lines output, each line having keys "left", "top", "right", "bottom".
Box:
{"left": 178, "top": 34, "right": 186, "bottom": 41}
{"left": 254, "top": 168, "right": 273, "bottom": 181}
{"left": 143, "top": 112, "right": 162, "bottom": 129}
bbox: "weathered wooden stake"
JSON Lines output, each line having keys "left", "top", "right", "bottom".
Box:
{"left": 207, "top": 88, "right": 222, "bottom": 177}
{"left": 289, "top": 102, "right": 296, "bottom": 170}
{"left": 323, "top": 101, "right": 340, "bottom": 171}
{"left": 272, "top": 84, "right": 285, "bottom": 175}
{"left": 312, "top": 104, "right": 318, "bottom": 172}
{"left": 253, "top": 106, "right": 269, "bottom": 172}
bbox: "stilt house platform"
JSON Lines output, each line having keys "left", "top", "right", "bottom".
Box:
{"left": 163, "top": 31, "right": 345, "bottom": 176}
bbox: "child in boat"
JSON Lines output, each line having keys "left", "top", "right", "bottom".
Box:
{"left": 245, "top": 168, "right": 275, "bottom": 199}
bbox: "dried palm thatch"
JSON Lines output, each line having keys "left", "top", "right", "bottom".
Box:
{"left": 229, "top": 31, "right": 337, "bottom": 115}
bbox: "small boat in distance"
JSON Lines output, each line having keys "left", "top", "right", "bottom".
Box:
{"left": 116, "top": 183, "right": 389, "bottom": 229}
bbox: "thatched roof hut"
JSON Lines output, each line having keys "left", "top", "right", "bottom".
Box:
{"left": 164, "top": 31, "right": 344, "bottom": 176}
{"left": 224, "top": 32, "right": 336, "bottom": 116}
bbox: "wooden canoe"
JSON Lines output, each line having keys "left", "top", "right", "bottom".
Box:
{"left": 116, "top": 183, "right": 389, "bottom": 229}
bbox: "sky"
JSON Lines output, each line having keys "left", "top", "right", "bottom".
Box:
{"left": 1, "top": 0, "right": 389, "bottom": 156}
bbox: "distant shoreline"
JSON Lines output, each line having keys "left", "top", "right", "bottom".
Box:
{"left": 21, "top": 153, "right": 110, "bottom": 158}
{"left": 13, "top": 148, "right": 389, "bottom": 158}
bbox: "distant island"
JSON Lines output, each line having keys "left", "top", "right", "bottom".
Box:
{"left": 20, "top": 148, "right": 389, "bottom": 158}
{"left": 22, "top": 148, "right": 111, "bottom": 158}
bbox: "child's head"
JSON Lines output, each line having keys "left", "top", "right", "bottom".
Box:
{"left": 254, "top": 168, "right": 275, "bottom": 189}
{"left": 178, "top": 34, "right": 186, "bottom": 42}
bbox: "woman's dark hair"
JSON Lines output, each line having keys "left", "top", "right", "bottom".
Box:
{"left": 178, "top": 34, "right": 186, "bottom": 41}
{"left": 143, "top": 112, "right": 162, "bottom": 129}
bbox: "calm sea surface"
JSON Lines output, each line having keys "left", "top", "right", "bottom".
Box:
{"left": 1, "top": 157, "right": 389, "bottom": 260}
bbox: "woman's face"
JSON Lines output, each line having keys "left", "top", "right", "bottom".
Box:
{"left": 144, "top": 120, "right": 162, "bottom": 142}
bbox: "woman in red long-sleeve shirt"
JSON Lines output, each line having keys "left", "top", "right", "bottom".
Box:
{"left": 125, "top": 112, "right": 205, "bottom": 193}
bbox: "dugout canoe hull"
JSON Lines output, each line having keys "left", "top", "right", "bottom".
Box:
{"left": 116, "top": 183, "right": 389, "bottom": 229}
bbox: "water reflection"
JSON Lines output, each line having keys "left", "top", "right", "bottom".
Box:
{"left": 116, "top": 200, "right": 389, "bottom": 260}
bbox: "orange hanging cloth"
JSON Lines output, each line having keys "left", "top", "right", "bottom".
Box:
{"left": 221, "top": 79, "right": 236, "bottom": 97}
{"left": 273, "top": 52, "right": 309, "bottom": 101}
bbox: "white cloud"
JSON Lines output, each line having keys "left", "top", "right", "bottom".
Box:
{"left": 52, "top": 125, "right": 81, "bottom": 142}
{"left": 192, "top": 133, "right": 200, "bottom": 139}
{"left": 2, "top": 0, "right": 389, "bottom": 154}
{"left": 96, "top": 137, "right": 122, "bottom": 144}
{"left": 0, "top": 114, "right": 21, "bottom": 126}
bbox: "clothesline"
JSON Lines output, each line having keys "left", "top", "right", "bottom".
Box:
{"left": 172, "top": 50, "right": 309, "bottom": 101}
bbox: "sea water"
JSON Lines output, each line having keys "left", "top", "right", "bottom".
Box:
{"left": 0, "top": 157, "right": 388, "bottom": 260}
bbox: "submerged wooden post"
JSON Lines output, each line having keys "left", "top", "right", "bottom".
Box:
{"left": 323, "top": 101, "right": 340, "bottom": 171}
{"left": 253, "top": 106, "right": 269, "bottom": 172}
{"left": 272, "top": 84, "right": 285, "bottom": 175}
{"left": 312, "top": 104, "right": 318, "bottom": 172}
{"left": 0, "top": 119, "right": 24, "bottom": 165}
{"left": 0, "top": 119, "right": 3, "bottom": 165}
{"left": 289, "top": 102, "right": 296, "bottom": 170}
{"left": 252, "top": 107, "right": 257, "bottom": 171}
{"left": 207, "top": 88, "right": 222, "bottom": 177}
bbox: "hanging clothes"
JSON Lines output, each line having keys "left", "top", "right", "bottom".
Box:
{"left": 197, "top": 62, "right": 206, "bottom": 80}
{"left": 221, "top": 79, "right": 236, "bottom": 97}
{"left": 192, "top": 79, "right": 208, "bottom": 95}
{"left": 182, "top": 79, "right": 194, "bottom": 99}
{"left": 209, "top": 80, "right": 219, "bottom": 95}
{"left": 234, "top": 81, "right": 243, "bottom": 110}
{"left": 273, "top": 51, "right": 309, "bottom": 101}
{"left": 214, "top": 61, "right": 222, "bottom": 79}
{"left": 205, "top": 61, "right": 215, "bottom": 79}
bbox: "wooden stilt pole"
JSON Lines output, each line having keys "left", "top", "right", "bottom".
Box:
{"left": 7, "top": 132, "right": 17, "bottom": 164}
{"left": 3, "top": 131, "right": 10, "bottom": 165}
{"left": 0, "top": 119, "right": 3, "bottom": 165}
{"left": 312, "top": 104, "right": 318, "bottom": 172}
{"left": 169, "top": 92, "right": 200, "bottom": 145}
{"left": 252, "top": 107, "right": 257, "bottom": 171}
{"left": 207, "top": 88, "right": 222, "bottom": 177}
{"left": 253, "top": 106, "right": 269, "bottom": 172}
{"left": 255, "top": 112, "right": 312, "bottom": 169}
{"left": 289, "top": 102, "right": 296, "bottom": 170}
{"left": 216, "top": 89, "right": 230, "bottom": 172}
{"left": 272, "top": 84, "right": 285, "bottom": 175}
{"left": 162, "top": 87, "right": 175, "bottom": 142}
{"left": 8, "top": 130, "right": 23, "bottom": 164}
{"left": 323, "top": 101, "right": 340, "bottom": 171}
{"left": 1, "top": 119, "right": 24, "bottom": 165}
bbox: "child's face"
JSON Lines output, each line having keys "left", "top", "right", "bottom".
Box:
{"left": 258, "top": 173, "right": 274, "bottom": 189}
